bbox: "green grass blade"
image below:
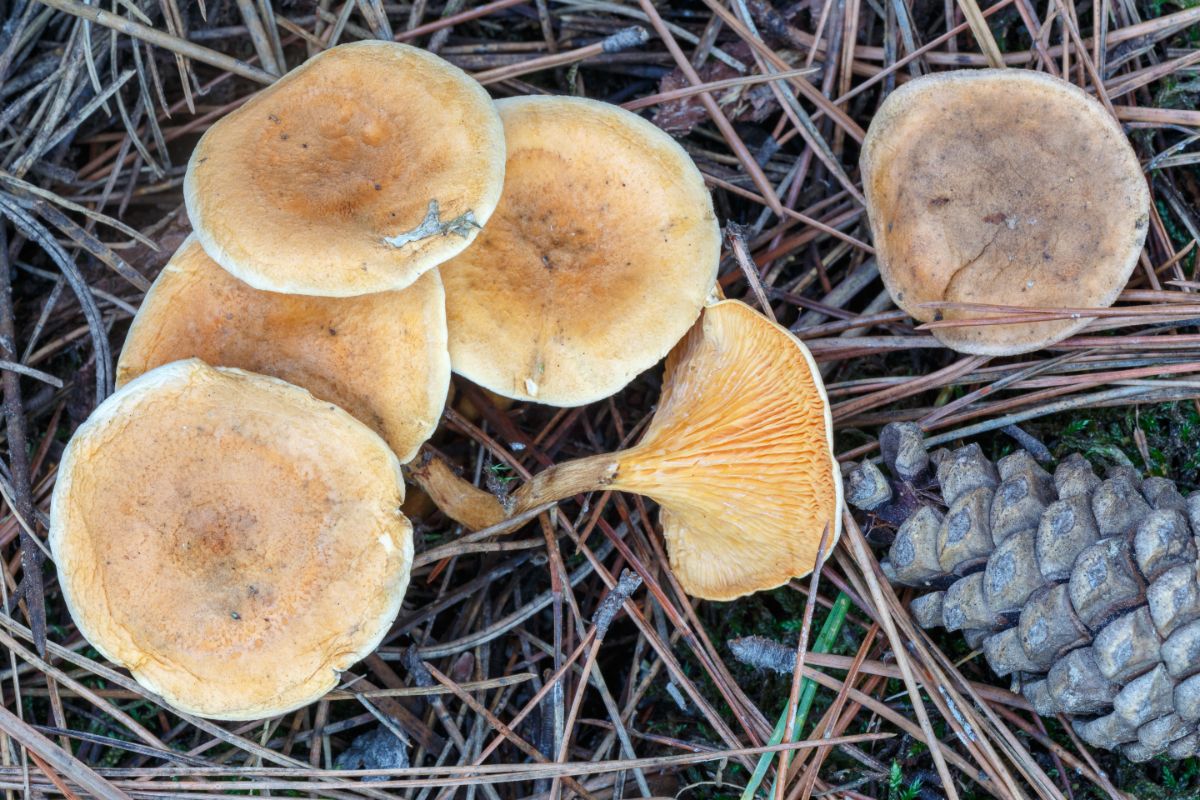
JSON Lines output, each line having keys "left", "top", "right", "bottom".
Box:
{"left": 738, "top": 591, "right": 853, "bottom": 800}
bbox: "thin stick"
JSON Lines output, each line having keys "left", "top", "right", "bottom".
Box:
{"left": 840, "top": 511, "right": 961, "bottom": 800}
{"left": 955, "top": 0, "right": 1006, "bottom": 66}
{"left": 394, "top": 0, "right": 526, "bottom": 42}
{"left": 0, "top": 705, "right": 129, "bottom": 800}
{"left": 775, "top": 525, "right": 832, "bottom": 800}
{"left": 36, "top": 0, "right": 275, "bottom": 84}
{"left": 727, "top": 223, "right": 777, "bottom": 321}
{"left": 474, "top": 28, "right": 648, "bottom": 85}
{"left": 635, "top": 0, "right": 785, "bottom": 215}
{"left": 234, "top": 0, "right": 281, "bottom": 75}
{"left": 623, "top": 68, "right": 817, "bottom": 110}
{"left": 0, "top": 223, "right": 44, "bottom": 657}
{"left": 735, "top": 592, "right": 853, "bottom": 800}
{"left": 422, "top": 662, "right": 599, "bottom": 800}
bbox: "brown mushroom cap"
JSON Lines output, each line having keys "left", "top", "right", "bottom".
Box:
{"left": 184, "top": 40, "right": 505, "bottom": 297}
{"left": 860, "top": 69, "right": 1149, "bottom": 355}
{"left": 50, "top": 360, "right": 412, "bottom": 719}
{"left": 440, "top": 95, "right": 720, "bottom": 406}
{"left": 117, "top": 235, "right": 449, "bottom": 462}
{"left": 611, "top": 300, "right": 842, "bottom": 600}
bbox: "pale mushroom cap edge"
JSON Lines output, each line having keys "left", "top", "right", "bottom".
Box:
{"left": 49, "top": 360, "right": 414, "bottom": 720}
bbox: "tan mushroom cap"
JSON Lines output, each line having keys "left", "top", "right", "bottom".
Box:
{"left": 185, "top": 40, "right": 505, "bottom": 297}
{"left": 117, "top": 235, "right": 449, "bottom": 462}
{"left": 611, "top": 300, "right": 842, "bottom": 600}
{"left": 441, "top": 95, "right": 720, "bottom": 406}
{"left": 49, "top": 360, "right": 412, "bottom": 719}
{"left": 860, "top": 69, "right": 1149, "bottom": 355}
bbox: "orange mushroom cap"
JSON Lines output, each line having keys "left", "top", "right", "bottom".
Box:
{"left": 117, "top": 235, "right": 449, "bottom": 462}
{"left": 440, "top": 95, "right": 720, "bottom": 406}
{"left": 50, "top": 360, "right": 412, "bottom": 719}
{"left": 185, "top": 40, "right": 505, "bottom": 297}
{"left": 860, "top": 69, "right": 1149, "bottom": 355}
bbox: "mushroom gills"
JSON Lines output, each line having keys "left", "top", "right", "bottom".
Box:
{"left": 411, "top": 299, "right": 842, "bottom": 601}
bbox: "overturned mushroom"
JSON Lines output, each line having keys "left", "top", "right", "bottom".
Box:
{"left": 860, "top": 69, "right": 1149, "bottom": 355}
{"left": 440, "top": 95, "right": 720, "bottom": 406}
{"left": 185, "top": 40, "right": 505, "bottom": 297}
{"left": 50, "top": 360, "right": 412, "bottom": 719}
{"left": 413, "top": 300, "right": 842, "bottom": 600}
{"left": 117, "top": 235, "right": 449, "bottom": 462}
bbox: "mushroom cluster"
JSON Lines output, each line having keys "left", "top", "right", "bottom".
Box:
{"left": 51, "top": 40, "right": 843, "bottom": 720}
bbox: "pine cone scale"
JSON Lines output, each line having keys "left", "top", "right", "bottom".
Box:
{"left": 848, "top": 423, "right": 1200, "bottom": 759}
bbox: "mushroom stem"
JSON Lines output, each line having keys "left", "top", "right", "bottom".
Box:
{"left": 407, "top": 455, "right": 506, "bottom": 530}
{"left": 511, "top": 453, "right": 621, "bottom": 512}
{"left": 407, "top": 451, "right": 621, "bottom": 532}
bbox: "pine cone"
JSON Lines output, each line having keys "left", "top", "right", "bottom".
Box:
{"left": 847, "top": 422, "right": 1200, "bottom": 762}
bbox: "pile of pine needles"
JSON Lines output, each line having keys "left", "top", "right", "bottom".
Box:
{"left": 2, "top": 0, "right": 1200, "bottom": 796}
